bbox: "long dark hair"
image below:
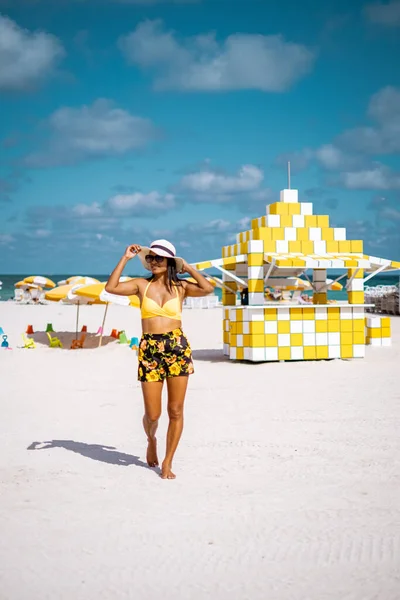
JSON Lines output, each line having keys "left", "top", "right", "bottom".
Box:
{"left": 147, "top": 257, "right": 183, "bottom": 292}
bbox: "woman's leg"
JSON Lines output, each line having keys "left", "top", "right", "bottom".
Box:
{"left": 162, "top": 376, "right": 189, "bottom": 479}
{"left": 141, "top": 381, "right": 163, "bottom": 467}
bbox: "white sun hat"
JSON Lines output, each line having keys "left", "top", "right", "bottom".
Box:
{"left": 138, "top": 239, "right": 184, "bottom": 272}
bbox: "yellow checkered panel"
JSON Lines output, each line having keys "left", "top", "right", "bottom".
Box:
{"left": 365, "top": 316, "right": 391, "bottom": 347}
{"left": 223, "top": 306, "right": 367, "bottom": 361}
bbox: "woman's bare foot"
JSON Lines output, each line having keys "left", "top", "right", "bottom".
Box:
{"left": 146, "top": 437, "right": 159, "bottom": 467}
{"left": 161, "top": 460, "right": 176, "bottom": 479}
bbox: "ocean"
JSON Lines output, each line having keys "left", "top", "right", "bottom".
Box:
{"left": 1, "top": 272, "right": 399, "bottom": 303}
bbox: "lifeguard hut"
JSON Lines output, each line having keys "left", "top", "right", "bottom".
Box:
{"left": 193, "top": 173, "right": 400, "bottom": 362}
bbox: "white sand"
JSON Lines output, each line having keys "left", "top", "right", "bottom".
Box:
{"left": 1, "top": 302, "right": 400, "bottom": 600}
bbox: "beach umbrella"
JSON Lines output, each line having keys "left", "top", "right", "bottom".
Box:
{"left": 45, "top": 283, "right": 93, "bottom": 340}
{"left": 66, "top": 276, "right": 100, "bottom": 286}
{"left": 327, "top": 278, "right": 343, "bottom": 291}
{"left": 293, "top": 278, "right": 313, "bottom": 290}
{"left": 45, "top": 284, "right": 78, "bottom": 302}
{"left": 267, "top": 277, "right": 313, "bottom": 291}
{"left": 15, "top": 281, "right": 42, "bottom": 290}
{"left": 65, "top": 285, "right": 95, "bottom": 340}
{"left": 23, "top": 276, "right": 56, "bottom": 288}
{"left": 74, "top": 282, "right": 140, "bottom": 347}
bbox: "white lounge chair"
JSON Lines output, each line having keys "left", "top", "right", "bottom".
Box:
{"left": 14, "top": 289, "right": 24, "bottom": 302}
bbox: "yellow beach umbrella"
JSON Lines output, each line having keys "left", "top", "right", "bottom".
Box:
{"left": 23, "top": 275, "right": 56, "bottom": 288}
{"left": 74, "top": 282, "right": 140, "bottom": 307}
{"left": 292, "top": 278, "right": 312, "bottom": 291}
{"left": 45, "top": 284, "right": 78, "bottom": 302}
{"left": 45, "top": 283, "right": 94, "bottom": 340}
{"left": 327, "top": 278, "right": 343, "bottom": 291}
{"left": 267, "top": 277, "right": 313, "bottom": 291}
{"left": 15, "top": 281, "right": 42, "bottom": 290}
{"left": 75, "top": 282, "right": 140, "bottom": 347}
{"left": 66, "top": 276, "right": 100, "bottom": 285}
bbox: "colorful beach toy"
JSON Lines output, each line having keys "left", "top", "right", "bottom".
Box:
{"left": 130, "top": 337, "right": 139, "bottom": 350}
{"left": 21, "top": 333, "right": 36, "bottom": 349}
{"left": 70, "top": 332, "right": 86, "bottom": 349}
{"left": 118, "top": 330, "right": 129, "bottom": 344}
{"left": 46, "top": 332, "right": 63, "bottom": 348}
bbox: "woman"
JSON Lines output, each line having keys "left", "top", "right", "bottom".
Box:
{"left": 105, "top": 239, "right": 214, "bottom": 479}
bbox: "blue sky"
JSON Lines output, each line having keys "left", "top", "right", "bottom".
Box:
{"left": 1, "top": 0, "right": 400, "bottom": 274}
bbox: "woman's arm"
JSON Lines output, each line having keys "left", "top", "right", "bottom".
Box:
{"left": 105, "top": 245, "right": 141, "bottom": 296}
{"left": 180, "top": 261, "right": 215, "bottom": 297}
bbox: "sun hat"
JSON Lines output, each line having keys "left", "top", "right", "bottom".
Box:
{"left": 138, "top": 239, "right": 184, "bottom": 272}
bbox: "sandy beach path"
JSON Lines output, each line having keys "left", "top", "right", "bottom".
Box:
{"left": 1, "top": 304, "right": 400, "bottom": 600}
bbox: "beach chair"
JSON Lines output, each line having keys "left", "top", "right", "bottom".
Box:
{"left": 21, "top": 333, "right": 36, "bottom": 349}
{"left": 204, "top": 295, "right": 219, "bottom": 308}
{"left": 46, "top": 332, "right": 63, "bottom": 348}
{"left": 14, "top": 289, "right": 23, "bottom": 302}
{"left": 70, "top": 332, "right": 86, "bottom": 349}
{"left": 45, "top": 323, "right": 54, "bottom": 332}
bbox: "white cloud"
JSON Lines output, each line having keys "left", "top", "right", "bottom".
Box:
{"left": 237, "top": 216, "right": 251, "bottom": 230}
{"left": 275, "top": 149, "right": 314, "bottom": 172}
{"left": 26, "top": 99, "right": 158, "bottom": 167}
{"left": 339, "top": 164, "right": 400, "bottom": 190}
{"left": 106, "top": 191, "right": 175, "bottom": 214}
{"left": 35, "top": 229, "right": 51, "bottom": 238}
{"left": 0, "top": 233, "right": 14, "bottom": 244}
{"left": 336, "top": 86, "right": 400, "bottom": 154}
{"left": 314, "top": 144, "right": 345, "bottom": 169}
{"left": 179, "top": 165, "right": 264, "bottom": 195}
{"left": 119, "top": 20, "right": 316, "bottom": 92}
{"left": 72, "top": 202, "right": 103, "bottom": 217}
{"left": 314, "top": 144, "right": 365, "bottom": 170}
{"left": 276, "top": 144, "right": 362, "bottom": 173}
{"left": 276, "top": 86, "right": 400, "bottom": 192}
{"left": 364, "top": 1, "right": 400, "bottom": 26}
{"left": 380, "top": 207, "right": 400, "bottom": 221}
{"left": 0, "top": 15, "right": 64, "bottom": 91}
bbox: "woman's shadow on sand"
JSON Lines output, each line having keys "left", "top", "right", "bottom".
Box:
{"left": 27, "top": 440, "right": 160, "bottom": 474}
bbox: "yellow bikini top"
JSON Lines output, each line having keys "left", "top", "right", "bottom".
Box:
{"left": 141, "top": 281, "right": 182, "bottom": 320}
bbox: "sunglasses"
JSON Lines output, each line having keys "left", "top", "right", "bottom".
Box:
{"left": 145, "top": 254, "right": 165, "bottom": 264}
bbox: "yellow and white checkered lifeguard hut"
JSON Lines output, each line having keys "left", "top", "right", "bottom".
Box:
{"left": 192, "top": 185, "right": 400, "bottom": 362}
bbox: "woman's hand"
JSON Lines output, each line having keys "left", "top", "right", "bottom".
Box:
{"left": 124, "top": 244, "right": 141, "bottom": 260}
{"left": 179, "top": 259, "right": 191, "bottom": 274}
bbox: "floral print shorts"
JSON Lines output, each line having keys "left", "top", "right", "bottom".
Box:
{"left": 137, "top": 328, "right": 194, "bottom": 383}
